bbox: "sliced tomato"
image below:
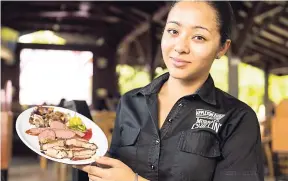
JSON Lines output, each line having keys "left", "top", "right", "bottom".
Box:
{"left": 82, "top": 128, "right": 92, "bottom": 141}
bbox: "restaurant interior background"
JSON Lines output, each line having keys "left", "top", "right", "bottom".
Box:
{"left": 1, "top": 1, "right": 288, "bottom": 181}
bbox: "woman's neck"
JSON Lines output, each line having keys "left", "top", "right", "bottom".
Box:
{"left": 163, "top": 74, "right": 209, "bottom": 100}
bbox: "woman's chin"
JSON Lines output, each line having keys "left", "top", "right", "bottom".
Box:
{"left": 168, "top": 69, "right": 191, "bottom": 80}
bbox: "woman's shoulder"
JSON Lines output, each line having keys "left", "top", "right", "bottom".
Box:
{"left": 121, "top": 87, "right": 144, "bottom": 98}
{"left": 215, "top": 87, "right": 256, "bottom": 116}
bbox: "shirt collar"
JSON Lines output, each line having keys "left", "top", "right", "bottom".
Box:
{"left": 134, "top": 72, "right": 217, "bottom": 105}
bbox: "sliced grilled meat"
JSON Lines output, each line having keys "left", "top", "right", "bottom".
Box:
{"left": 38, "top": 129, "right": 56, "bottom": 144}
{"left": 29, "top": 114, "right": 45, "bottom": 128}
{"left": 49, "top": 121, "right": 66, "bottom": 129}
{"left": 44, "top": 148, "right": 68, "bottom": 159}
{"left": 73, "top": 149, "right": 96, "bottom": 157}
{"left": 25, "top": 127, "right": 47, "bottom": 136}
{"left": 41, "top": 140, "right": 65, "bottom": 150}
{"left": 71, "top": 155, "right": 94, "bottom": 161}
{"left": 54, "top": 129, "right": 76, "bottom": 139}
{"left": 66, "top": 138, "right": 97, "bottom": 150}
{"left": 71, "top": 129, "right": 85, "bottom": 137}
{"left": 53, "top": 146, "right": 86, "bottom": 151}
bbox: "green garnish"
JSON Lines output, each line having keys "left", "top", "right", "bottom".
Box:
{"left": 68, "top": 116, "right": 86, "bottom": 132}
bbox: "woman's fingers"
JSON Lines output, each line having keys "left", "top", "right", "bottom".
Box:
{"left": 74, "top": 165, "right": 107, "bottom": 178}
{"left": 88, "top": 174, "right": 109, "bottom": 181}
{"left": 95, "top": 156, "right": 122, "bottom": 168}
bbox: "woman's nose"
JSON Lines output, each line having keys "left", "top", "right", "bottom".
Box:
{"left": 174, "top": 37, "right": 190, "bottom": 54}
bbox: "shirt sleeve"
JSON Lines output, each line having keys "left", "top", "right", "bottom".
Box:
{"left": 107, "top": 98, "right": 122, "bottom": 159}
{"left": 213, "top": 110, "right": 264, "bottom": 181}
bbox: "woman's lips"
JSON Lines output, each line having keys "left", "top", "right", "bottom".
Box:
{"left": 170, "top": 57, "right": 191, "bottom": 68}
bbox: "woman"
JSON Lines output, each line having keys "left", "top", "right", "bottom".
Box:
{"left": 75, "top": 1, "right": 264, "bottom": 181}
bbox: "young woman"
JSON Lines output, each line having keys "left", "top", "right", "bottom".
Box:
{"left": 75, "top": 1, "right": 264, "bottom": 181}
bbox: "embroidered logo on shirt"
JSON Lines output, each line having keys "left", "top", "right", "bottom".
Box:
{"left": 191, "top": 109, "right": 225, "bottom": 133}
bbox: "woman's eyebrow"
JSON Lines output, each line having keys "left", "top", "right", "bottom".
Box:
{"left": 167, "top": 20, "right": 211, "bottom": 33}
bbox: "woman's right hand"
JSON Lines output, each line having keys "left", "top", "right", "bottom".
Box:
{"left": 74, "top": 156, "right": 149, "bottom": 181}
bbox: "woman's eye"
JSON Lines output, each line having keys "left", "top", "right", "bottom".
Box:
{"left": 167, "top": 29, "right": 178, "bottom": 35}
{"left": 193, "top": 36, "right": 206, "bottom": 41}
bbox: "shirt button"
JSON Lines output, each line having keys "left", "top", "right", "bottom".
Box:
{"left": 155, "top": 139, "right": 160, "bottom": 144}
{"left": 151, "top": 165, "right": 155, "bottom": 170}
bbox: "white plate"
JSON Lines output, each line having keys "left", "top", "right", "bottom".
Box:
{"left": 16, "top": 106, "right": 108, "bottom": 165}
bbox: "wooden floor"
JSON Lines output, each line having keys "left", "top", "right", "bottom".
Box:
{"left": 8, "top": 156, "right": 72, "bottom": 181}
{"left": 7, "top": 156, "right": 279, "bottom": 181}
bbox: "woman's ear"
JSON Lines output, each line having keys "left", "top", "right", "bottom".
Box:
{"left": 216, "top": 39, "right": 231, "bottom": 59}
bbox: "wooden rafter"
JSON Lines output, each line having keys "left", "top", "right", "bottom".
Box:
{"left": 233, "top": 1, "right": 264, "bottom": 56}
{"left": 248, "top": 43, "right": 287, "bottom": 63}
{"left": 252, "top": 36, "right": 288, "bottom": 57}
{"left": 117, "top": 3, "right": 170, "bottom": 53}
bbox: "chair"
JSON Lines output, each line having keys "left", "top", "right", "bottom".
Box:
{"left": 271, "top": 99, "right": 288, "bottom": 177}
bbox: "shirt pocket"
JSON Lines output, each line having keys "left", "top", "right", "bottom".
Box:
{"left": 178, "top": 130, "right": 221, "bottom": 158}
{"left": 120, "top": 124, "right": 140, "bottom": 146}
{"left": 118, "top": 124, "right": 140, "bottom": 171}
{"left": 172, "top": 130, "right": 221, "bottom": 181}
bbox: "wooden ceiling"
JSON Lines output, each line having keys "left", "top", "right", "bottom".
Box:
{"left": 2, "top": 1, "right": 288, "bottom": 75}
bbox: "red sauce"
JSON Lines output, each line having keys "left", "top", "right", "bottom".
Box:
{"left": 82, "top": 128, "right": 92, "bottom": 141}
{"left": 25, "top": 129, "right": 39, "bottom": 136}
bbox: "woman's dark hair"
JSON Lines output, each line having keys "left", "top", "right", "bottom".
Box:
{"left": 171, "top": 1, "right": 235, "bottom": 46}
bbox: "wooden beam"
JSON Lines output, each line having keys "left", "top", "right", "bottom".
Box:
{"left": 233, "top": 2, "right": 264, "bottom": 56}
{"left": 254, "top": 6, "right": 285, "bottom": 25}
{"left": 129, "top": 7, "right": 150, "bottom": 20}
{"left": 279, "top": 16, "right": 288, "bottom": 26}
{"left": 254, "top": 3, "right": 287, "bottom": 40}
{"left": 248, "top": 43, "right": 287, "bottom": 63}
{"left": 252, "top": 36, "right": 288, "bottom": 57}
{"left": 259, "top": 30, "right": 285, "bottom": 44}
{"left": 5, "top": 22, "right": 107, "bottom": 34}
{"left": 118, "top": 3, "right": 170, "bottom": 53}
{"left": 269, "top": 61, "right": 288, "bottom": 75}
{"left": 267, "top": 24, "right": 288, "bottom": 39}
{"left": 4, "top": 11, "right": 122, "bottom": 23}
{"left": 235, "top": 3, "right": 287, "bottom": 58}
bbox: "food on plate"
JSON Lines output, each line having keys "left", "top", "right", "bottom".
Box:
{"left": 26, "top": 106, "right": 97, "bottom": 161}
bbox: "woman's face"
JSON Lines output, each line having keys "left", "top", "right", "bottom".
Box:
{"left": 161, "top": 1, "right": 230, "bottom": 81}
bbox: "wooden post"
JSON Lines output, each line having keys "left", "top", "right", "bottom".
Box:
{"left": 92, "top": 44, "right": 118, "bottom": 110}
{"left": 149, "top": 20, "right": 158, "bottom": 81}
{"left": 228, "top": 52, "right": 239, "bottom": 98}
{"left": 264, "top": 66, "right": 270, "bottom": 118}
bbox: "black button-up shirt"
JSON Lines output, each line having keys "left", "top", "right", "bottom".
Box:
{"left": 109, "top": 72, "right": 264, "bottom": 181}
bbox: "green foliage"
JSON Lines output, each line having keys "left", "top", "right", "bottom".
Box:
{"left": 116, "top": 59, "right": 288, "bottom": 113}
{"left": 269, "top": 74, "right": 288, "bottom": 104}
{"left": 210, "top": 56, "right": 229, "bottom": 92}
{"left": 18, "top": 30, "right": 66, "bottom": 45}
{"left": 1, "top": 27, "right": 19, "bottom": 42}
{"left": 116, "top": 65, "right": 150, "bottom": 95}
{"left": 238, "top": 62, "right": 265, "bottom": 111}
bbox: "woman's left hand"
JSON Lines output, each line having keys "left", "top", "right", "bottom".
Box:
{"left": 74, "top": 156, "right": 136, "bottom": 181}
